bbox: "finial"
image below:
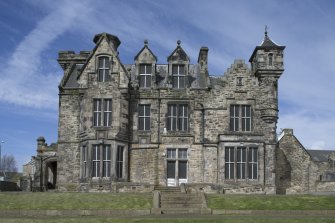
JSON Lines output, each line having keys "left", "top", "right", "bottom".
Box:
{"left": 265, "top": 25, "right": 268, "bottom": 38}
{"left": 144, "top": 39, "right": 148, "bottom": 46}
{"left": 177, "top": 40, "right": 181, "bottom": 46}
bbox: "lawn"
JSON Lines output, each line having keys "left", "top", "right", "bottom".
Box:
{"left": 1, "top": 216, "right": 335, "bottom": 223}
{"left": 0, "top": 192, "right": 152, "bottom": 210}
{"left": 206, "top": 194, "right": 335, "bottom": 210}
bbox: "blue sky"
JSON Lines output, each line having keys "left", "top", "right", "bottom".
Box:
{"left": 0, "top": 0, "right": 335, "bottom": 171}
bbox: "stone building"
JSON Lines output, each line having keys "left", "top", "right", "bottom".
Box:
{"left": 51, "top": 30, "right": 284, "bottom": 193}
{"left": 276, "top": 129, "right": 335, "bottom": 194}
{"left": 29, "top": 31, "right": 335, "bottom": 194}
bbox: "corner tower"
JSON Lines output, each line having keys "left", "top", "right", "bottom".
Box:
{"left": 249, "top": 28, "right": 285, "bottom": 193}
{"left": 249, "top": 28, "right": 285, "bottom": 124}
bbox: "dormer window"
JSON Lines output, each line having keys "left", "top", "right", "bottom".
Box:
{"left": 98, "top": 56, "right": 111, "bottom": 82}
{"left": 139, "top": 64, "right": 152, "bottom": 88}
{"left": 172, "top": 65, "right": 185, "bottom": 88}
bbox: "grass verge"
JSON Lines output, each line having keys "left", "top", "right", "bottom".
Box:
{"left": 206, "top": 194, "right": 335, "bottom": 210}
{"left": 0, "top": 192, "right": 152, "bottom": 210}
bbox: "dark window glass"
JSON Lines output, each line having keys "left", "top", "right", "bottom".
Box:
{"left": 103, "top": 99, "right": 112, "bottom": 127}
{"left": 103, "top": 145, "right": 111, "bottom": 177}
{"left": 237, "top": 147, "right": 246, "bottom": 179}
{"left": 172, "top": 65, "right": 186, "bottom": 88}
{"left": 167, "top": 161, "right": 176, "bottom": 178}
{"left": 138, "top": 104, "right": 150, "bottom": 131}
{"left": 93, "top": 99, "right": 102, "bottom": 127}
{"left": 225, "top": 147, "right": 235, "bottom": 179}
{"left": 178, "top": 161, "right": 187, "bottom": 179}
{"left": 139, "top": 64, "right": 152, "bottom": 88}
{"left": 98, "top": 57, "right": 110, "bottom": 82}
{"left": 248, "top": 147, "right": 258, "bottom": 179}
{"left": 116, "top": 146, "right": 124, "bottom": 178}
{"left": 92, "top": 145, "right": 100, "bottom": 177}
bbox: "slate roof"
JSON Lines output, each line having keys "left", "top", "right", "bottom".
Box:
{"left": 307, "top": 150, "right": 335, "bottom": 162}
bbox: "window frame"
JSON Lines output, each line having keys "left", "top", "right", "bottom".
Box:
{"left": 97, "top": 56, "right": 111, "bottom": 82}
{"left": 167, "top": 104, "right": 189, "bottom": 132}
{"left": 172, "top": 64, "right": 186, "bottom": 88}
{"left": 139, "top": 64, "right": 152, "bottom": 88}
{"left": 116, "top": 145, "right": 124, "bottom": 179}
{"left": 93, "top": 99, "right": 112, "bottom": 127}
{"left": 224, "top": 146, "right": 258, "bottom": 181}
{"left": 92, "top": 144, "right": 111, "bottom": 178}
{"left": 81, "top": 145, "right": 88, "bottom": 179}
{"left": 138, "top": 104, "right": 151, "bottom": 131}
{"left": 229, "top": 105, "right": 252, "bottom": 132}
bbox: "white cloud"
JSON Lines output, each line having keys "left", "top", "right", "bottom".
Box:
{"left": 0, "top": 0, "right": 93, "bottom": 109}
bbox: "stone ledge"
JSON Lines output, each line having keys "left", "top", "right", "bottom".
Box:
{"left": 0, "top": 209, "right": 151, "bottom": 217}
{"left": 212, "top": 209, "right": 335, "bottom": 216}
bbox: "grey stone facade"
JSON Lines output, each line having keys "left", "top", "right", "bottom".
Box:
{"left": 277, "top": 129, "right": 335, "bottom": 194}
{"left": 50, "top": 31, "right": 285, "bottom": 193}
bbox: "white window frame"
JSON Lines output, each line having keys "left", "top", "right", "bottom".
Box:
{"left": 167, "top": 104, "right": 188, "bottom": 132}
{"left": 138, "top": 104, "right": 151, "bottom": 131}
{"left": 230, "top": 105, "right": 251, "bottom": 132}
{"left": 92, "top": 145, "right": 100, "bottom": 178}
{"left": 98, "top": 56, "right": 110, "bottom": 82}
{"left": 236, "top": 147, "right": 246, "bottom": 180}
{"left": 172, "top": 64, "right": 186, "bottom": 88}
{"left": 248, "top": 147, "right": 258, "bottom": 180}
{"left": 139, "top": 64, "right": 152, "bottom": 88}
{"left": 93, "top": 99, "right": 112, "bottom": 127}
{"left": 102, "top": 145, "right": 111, "bottom": 178}
{"left": 225, "top": 147, "right": 235, "bottom": 180}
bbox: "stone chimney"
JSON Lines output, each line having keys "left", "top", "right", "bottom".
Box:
{"left": 283, "top": 129, "right": 294, "bottom": 136}
{"left": 93, "top": 32, "right": 121, "bottom": 51}
{"left": 198, "top": 46, "right": 209, "bottom": 72}
{"left": 37, "top": 136, "right": 46, "bottom": 154}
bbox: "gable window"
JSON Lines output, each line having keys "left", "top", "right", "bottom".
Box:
{"left": 116, "top": 146, "right": 124, "bottom": 178}
{"left": 167, "top": 104, "right": 188, "bottom": 132}
{"left": 139, "top": 64, "right": 152, "bottom": 88}
{"left": 172, "top": 65, "right": 185, "bottom": 88}
{"left": 98, "top": 56, "right": 111, "bottom": 82}
{"left": 92, "top": 144, "right": 111, "bottom": 178}
{"left": 93, "top": 99, "right": 112, "bottom": 127}
{"left": 138, "top": 104, "right": 150, "bottom": 131}
{"left": 230, "top": 105, "right": 251, "bottom": 132}
{"left": 225, "top": 146, "right": 258, "bottom": 180}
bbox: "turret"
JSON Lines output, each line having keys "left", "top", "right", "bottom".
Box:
{"left": 249, "top": 28, "right": 285, "bottom": 123}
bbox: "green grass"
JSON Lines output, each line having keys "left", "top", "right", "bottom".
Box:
{"left": 1, "top": 216, "right": 335, "bottom": 223}
{"left": 206, "top": 194, "right": 335, "bottom": 210}
{"left": 0, "top": 192, "right": 152, "bottom": 210}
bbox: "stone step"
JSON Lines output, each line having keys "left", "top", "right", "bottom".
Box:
{"left": 160, "top": 208, "right": 212, "bottom": 215}
{"left": 154, "top": 186, "right": 181, "bottom": 192}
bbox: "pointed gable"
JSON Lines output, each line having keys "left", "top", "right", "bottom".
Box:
{"left": 134, "top": 40, "right": 157, "bottom": 62}
{"left": 167, "top": 40, "right": 190, "bottom": 62}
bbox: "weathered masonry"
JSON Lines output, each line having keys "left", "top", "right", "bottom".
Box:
{"left": 47, "top": 30, "right": 286, "bottom": 193}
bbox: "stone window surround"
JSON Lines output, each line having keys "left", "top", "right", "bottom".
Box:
{"left": 219, "top": 141, "right": 263, "bottom": 184}
{"left": 96, "top": 54, "right": 113, "bottom": 82}
{"left": 228, "top": 102, "right": 253, "bottom": 133}
{"left": 172, "top": 64, "right": 186, "bottom": 89}
{"left": 139, "top": 64, "right": 152, "bottom": 89}
{"left": 138, "top": 104, "right": 151, "bottom": 131}
{"left": 166, "top": 102, "right": 189, "bottom": 132}
{"left": 92, "top": 97, "right": 113, "bottom": 128}
{"left": 80, "top": 140, "right": 128, "bottom": 182}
